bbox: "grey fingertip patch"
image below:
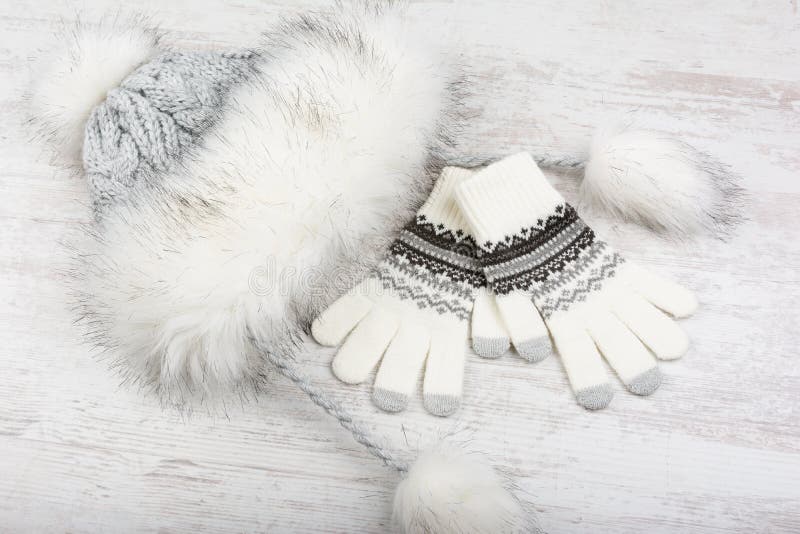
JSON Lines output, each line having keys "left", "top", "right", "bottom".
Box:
{"left": 626, "top": 367, "right": 662, "bottom": 396}
{"left": 423, "top": 393, "right": 460, "bottom": 417}
{"left": 575, "top": 383, "right": 614, "bottom": 410}
{"left": 515, "top": 337, "right": 552, "bottom": 363}
{"left": 473, "top": 337, "right": 510, "bottom": 359}
{"left": 372, "top": 388, "right": 409, "bottom": 413}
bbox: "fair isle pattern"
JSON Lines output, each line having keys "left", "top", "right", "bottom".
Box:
{"left": 480, "top": 204, "right": 623, "bottom": 318}
{"left": 375, "top": 215, "right": 484, "bottom": 321}
{"left": 534, "top": 248, "right": 624, "bottom": 318}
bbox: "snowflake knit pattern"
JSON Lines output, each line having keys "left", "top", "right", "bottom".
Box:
{"left": 312, "top": 167, "right": 483, "bottom": 416}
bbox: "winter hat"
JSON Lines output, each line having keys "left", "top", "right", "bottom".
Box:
{"left": 28, "top": 3, "right": 740, "bottom": 532}
{"left": 30, "top": 5, "right": 542, "bottom": 531}
{"left": 31, "top": 3, "right": 467, "bottom": 405}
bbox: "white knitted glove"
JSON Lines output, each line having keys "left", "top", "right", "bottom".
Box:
{"left": 456, "top": 153, "right": 698, "bottom": 410}
{"left": 312, "top": 168, "right": 483, "bottom": 416}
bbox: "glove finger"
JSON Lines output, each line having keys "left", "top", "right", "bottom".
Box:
{"left": 372, "top": 322, "right": 431, "bottom": 413}
{"left": 471, "top": 287, "right": 510, "bottom": 358}
{"left": 330, "top": 306, "right": 398, "bottom": 384}
{"left": 549, "top": 320, "right": 614, "bottom": 410}
{"left": 422, "top": 328, "right": 466, "bottom": 417}
{"left": 496, "top": 292, "right": 552, "bottom": 362}
{"left": 622, "top": 263, "right": 698, "bottom": 318}
{"left": 312, "top": 284, "right": 374, "bottom": 346}
{"left": 612, "top": 292, "right": 690, "bottom": 360}
{"left": 587, "top": 311, "right": 661, "bottom": 396}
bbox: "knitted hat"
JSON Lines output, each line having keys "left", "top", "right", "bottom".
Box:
{"left": 82, "top": 49, "right": 258, "bottom": 214}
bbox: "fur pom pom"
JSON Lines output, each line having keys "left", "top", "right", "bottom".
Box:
{"left": 581, "top": 123, "right": 743, "bottom": 239}
{"left": 28, "top": 15, "right": 159, "bottom": 163}
{"left": 393, "top": 445, "right": 540, "bottom": 534}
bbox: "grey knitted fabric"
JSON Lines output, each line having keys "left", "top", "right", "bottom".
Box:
{"left": 82, "top": 49, "right": 258, "bottom": 216}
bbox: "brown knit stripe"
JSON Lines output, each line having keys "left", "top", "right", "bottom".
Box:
{"left": 407, "top": 214, "right": 479, "bottom": 254}
{"left": 479, "top": 204, "right": 581, "bottom": 266}
{"left": 387, "top": 216, "right": 485, "bottom": 289}
{"left": 478, "top": 203, "right": 597, "bottom": 295}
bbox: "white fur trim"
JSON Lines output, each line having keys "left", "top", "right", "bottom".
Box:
{"left": 72, "top": 3, "right": 461, "bottom": 407}
{"left": 28, "top": 15, "right": 159, "bottom": 164}
{"left": 393, "top": 444, "right": 539, "bottom": 534}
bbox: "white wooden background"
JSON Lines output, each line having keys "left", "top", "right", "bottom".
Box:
{"left": 2, "top": 0, "right": 799, "bottom": 532}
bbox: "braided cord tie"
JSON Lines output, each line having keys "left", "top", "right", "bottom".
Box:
{"left": 262, "top": 348, "right": 409, "bottom": 474}
{"left": 534, "top": 153, "right": 586, "bottom": 169}
{"left": 445, "top": 152, "right": 586, "bottom": 171}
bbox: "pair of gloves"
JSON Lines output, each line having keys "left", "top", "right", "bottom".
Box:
{"left": 312, "top": 153, "right": 697, "bottom": 415}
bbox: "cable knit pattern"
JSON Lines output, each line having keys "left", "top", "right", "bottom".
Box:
{"left": 82, "top": 50, "right": 258, "bottom": 216}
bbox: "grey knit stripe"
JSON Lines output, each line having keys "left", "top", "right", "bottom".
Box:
{"left": 528, "top": 242, "right": 613, "bottom": 297}
{"left": 377, "top": 268, "right": 472, "bottom": 321}
{"left": 483, "top": 219, "right": 586, "bottom": 282}
{"left": 382, "top": 256, "right": 476, "bottom": 301}
{"left": 536, "top": 253, "right": 624, "bottom": 318}
{"left": 398, "top": 229, "right": 482, "bottom": 272}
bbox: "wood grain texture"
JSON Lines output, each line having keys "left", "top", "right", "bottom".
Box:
{"left": 1, "top": 0, "right": 798, "bottom": 532}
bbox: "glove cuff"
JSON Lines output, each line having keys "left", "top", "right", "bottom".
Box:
{"left": 455, "top": 152, "right": 564, "bottom": 248}
{"left": 419, "top": 166, "right": 475, "bottom": 235}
